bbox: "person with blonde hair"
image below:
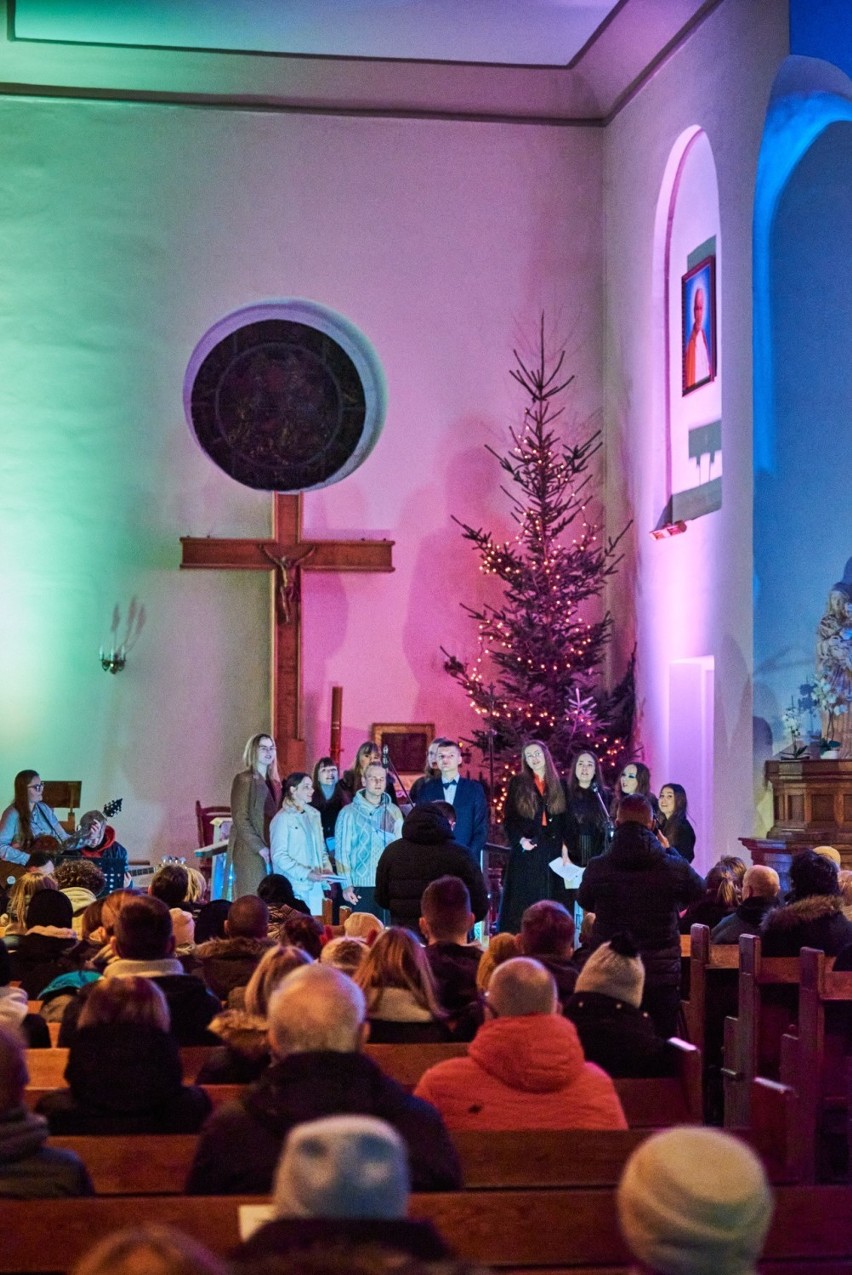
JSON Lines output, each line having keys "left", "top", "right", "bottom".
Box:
{"left": 187, "top": 964, "right": 461, "bottom": 1196}
{"left": 197, "top": 944, "right": 313, "bottom": 1084}
{"left": 226, "top": 732, "right": 282, "bottom": 899}
{"left": 475, "top": 932, "right": 519, "bottom": 992}
{"left": 354, "top": 926, "right": 448, "bottom": 1042}
{"left": 320, "top": 936, "right": 367, "bottom": 978}
{"left": 2, "top": 871, "right": 58, "bottom": 939}
{"left": 344, "top": 911, "right": 385, "bottom": 943}
{"left": 72, "top": 1223, "right": 226, "bottom": 1275}
{"left": 36, "top": 977, "right": 211, "bottom": 1135}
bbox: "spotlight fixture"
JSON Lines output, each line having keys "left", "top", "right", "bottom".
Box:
{"left": 649, "top": 520, "right": 688, "bottom": 541}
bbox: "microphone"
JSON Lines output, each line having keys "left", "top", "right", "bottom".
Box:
{"left": 590, "top": 780, "right": 599, "bottom": 793}
{"left": 381, "top": 745, "right": 389, "bottom": 768}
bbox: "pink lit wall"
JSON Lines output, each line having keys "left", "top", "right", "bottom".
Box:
{"left": 602, "top": 0, "right": 788, "bottom": 869}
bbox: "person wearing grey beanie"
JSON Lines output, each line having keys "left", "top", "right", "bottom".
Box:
{"left": 232, "top": 1116, "right": 452, "bottom": 1268}
{"left": 565, "top": 934, "right": 673, "bottom": 1077}
{"left": 617, "top": 1125, "right": 773, "bottom": 1275}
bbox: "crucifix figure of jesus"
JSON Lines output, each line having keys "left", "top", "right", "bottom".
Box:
{"left": 181, "top": 492, "right": 393, "bottom": 770}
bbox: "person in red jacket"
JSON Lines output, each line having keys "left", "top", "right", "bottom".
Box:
{"left": 413, "top": 956, "right": 626, "bottom": 1131}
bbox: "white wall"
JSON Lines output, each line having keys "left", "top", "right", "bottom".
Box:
{"left": 602, "top": 0, "right": 789, "bottom": 868}
{"left": 0, "top": 92, "right": 603, "bottom": 862}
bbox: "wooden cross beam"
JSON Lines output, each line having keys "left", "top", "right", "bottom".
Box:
{"left": 181, "top": 492, "right": 394, "bottom": 770}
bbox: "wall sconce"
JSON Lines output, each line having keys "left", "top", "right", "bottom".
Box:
{"left": 99, "top": 598, "right": 146, "bottom": 674}
{"left": 100, "top": 645, "right": 127, "bottom": 674}
{"left": 650, "top": 520, "right": 688, "bottom": 541}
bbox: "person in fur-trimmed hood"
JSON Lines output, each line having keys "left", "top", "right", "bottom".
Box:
{"left": 195, "top": 895, "right": 276, "bottom": 1003}
{"left": 761, "top": 848, "right": 852, "bottom": 957}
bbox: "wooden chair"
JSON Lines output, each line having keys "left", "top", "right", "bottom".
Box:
{"left": 195, "top": 801, "right": 230, "bottom": 848}
{"left": 41, "top": 780, "right": 82, "bottom": 834}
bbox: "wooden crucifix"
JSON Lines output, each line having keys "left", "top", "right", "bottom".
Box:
{"left": 181, "top": 492, "right": 393, "bottom": 770}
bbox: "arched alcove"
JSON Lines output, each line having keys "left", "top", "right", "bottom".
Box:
{"left": 753, "top": 57, "right": 852, "bottom": 754}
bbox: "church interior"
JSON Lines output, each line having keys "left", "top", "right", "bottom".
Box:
{"left": 2, "top": 0, "right": 851, "bottom": 873}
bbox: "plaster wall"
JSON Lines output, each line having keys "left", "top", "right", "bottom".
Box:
{"left": 0, "top": 93, "right": 602, "bottom": 861}
{"left": 602, "top": 0, "right": 788, "bottom": 868}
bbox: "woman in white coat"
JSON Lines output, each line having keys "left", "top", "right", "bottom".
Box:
{"left": 270, "top": 773, "right": 334, "bottom": 916}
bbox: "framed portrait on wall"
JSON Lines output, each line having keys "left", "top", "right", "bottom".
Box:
{"left": 371, "top": 722, "right": 434, "bottom": 786}
{"left": 681, "top": 255, "right": 716, "bottom": 395}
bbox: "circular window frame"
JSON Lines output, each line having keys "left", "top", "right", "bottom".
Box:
{"left": 183, "top": 299, "right": 387, "bottom": 493}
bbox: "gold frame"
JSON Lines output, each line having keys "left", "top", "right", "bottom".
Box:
{"left": 370, "top": 722, "right": 434, "bottom": 785}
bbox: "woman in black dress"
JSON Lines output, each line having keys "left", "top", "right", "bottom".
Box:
{"left": 497, "top": 741, "right": 568, "bottom": 934}
{"left": 657, "top": 782, "right": 696, "bottom": 862}
{"left": 563, "top": 750, "right": 612, "bottom": 918}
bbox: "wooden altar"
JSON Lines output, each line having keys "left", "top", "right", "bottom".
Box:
{"left": 741, "top": 758, "right": 852, "bottom": 888}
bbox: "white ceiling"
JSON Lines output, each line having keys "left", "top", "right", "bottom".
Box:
{"left": 15, "top": 0, "right": 624, "bottom": 67}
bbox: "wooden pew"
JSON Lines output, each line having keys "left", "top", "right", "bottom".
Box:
{"left": 52, "top": 1129, "right": 656, "bottom": 1195}
{"left": 27, "top": 1040, "right": 702, "bottom": 1127}
{"left": 722, "top": 935, "right": 812, "bottom": 1129}
{"left": 2, "top": 1186, "right": 851, "bottom": 1273}
{"left": 25, "top": 1084, "right": 244, "bottom": 1112}
{"left": 778, "top": 946, "right": 852, "bottom": 1182}
{"left": 680, "top": 924, "right": 740, "bottom": 1120}
{"left": 25, "top": 1046, "right": 217, "bottom": 1088}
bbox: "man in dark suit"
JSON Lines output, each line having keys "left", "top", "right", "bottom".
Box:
{"left": 414, "top": 739, "right": 488, "bottom": 866}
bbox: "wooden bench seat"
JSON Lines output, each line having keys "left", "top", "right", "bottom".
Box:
{"left": 1, "top": 1186, "right": 851, "bottom": 1273}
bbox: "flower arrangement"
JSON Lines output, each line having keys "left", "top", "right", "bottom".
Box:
{"left": 780, "top": 701, "right": 807, "bottom": 758}
{"left": 810, "top": 675, "right": 848, "bottom": 752}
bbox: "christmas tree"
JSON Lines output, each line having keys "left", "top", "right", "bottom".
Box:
{"left": 443, "top": 318, "right": 634, "bottom": 810}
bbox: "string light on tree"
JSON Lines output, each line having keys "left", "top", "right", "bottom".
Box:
{"left": 442, "top": 316, "right": 636, "bottom": 814}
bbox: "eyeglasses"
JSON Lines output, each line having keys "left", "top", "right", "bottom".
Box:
{"left": 28, "top": 782, "right": 44, "bottom": 791}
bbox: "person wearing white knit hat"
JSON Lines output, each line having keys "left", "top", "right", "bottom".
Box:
{"left": 566, "top": 933, "right": 672, "bottom": 1077}
{"left": 617, "top": 1126, "right": 773, "bottom": 1275}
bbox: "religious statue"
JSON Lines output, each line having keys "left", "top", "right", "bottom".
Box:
{"left": 260, "top": 544, "right": 316, "bottom": 626}
{"left": 815, "top": 558, "right": 852, "bottom": 757}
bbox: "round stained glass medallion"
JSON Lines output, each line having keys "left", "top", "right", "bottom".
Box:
{"left": 184, "top": 301, "right": 386, "bottom": 492}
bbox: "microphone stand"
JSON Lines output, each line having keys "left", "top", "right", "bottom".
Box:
{"left": 590, "top": 782, "right": 615, "bottom": 847}
{"left": 381, "top": 745, "right": 412, "bottom": 810}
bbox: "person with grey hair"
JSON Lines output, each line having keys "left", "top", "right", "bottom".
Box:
{"left": 186, "top": 964, "right": 461, "bottom": 1195}
{"left": 711, "top": 865, "right": 780, "bottom": 945}
{"left": 232, "top": 1116, "right": 454, "bottom": 1269}
{"left": 617, "top": 1126, "right": 773, "bottom": 1275}
{"left": 414, "top": 957, "right": 626, "bottom": 1130}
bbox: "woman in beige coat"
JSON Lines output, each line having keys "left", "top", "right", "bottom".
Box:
{"left": 225, "top": 734, "right": 281, "bottom": 899}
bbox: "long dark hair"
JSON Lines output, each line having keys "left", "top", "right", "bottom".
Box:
{"left": 567, "top": 750, "right": 604, "bottom": 799}
{"left": 512, "top": 741, "right": 566, "bottom": 820}
{"left": 611, "top": 760, "right": 652, "bottom": 818}
{"left": 342, "top": 741, "right": 379, "bottom": 792}
{"left": 311, "top": 757, "right": 337, "bottom": 808}
{"left": 659, "top": 782, "right": 688, "bottom": 823}
{"left": 12, "top": 770, "right": 40, "bottom": 849}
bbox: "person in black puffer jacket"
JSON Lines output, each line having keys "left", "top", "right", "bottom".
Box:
{"left": 761, "top": 849, "right": 852, "bottom": 957}
{"left": 565, "top": 934, "right": 675, "bottom": 1077}
{"left": 374, "top": 805, "right": 488, "bottom": 932}
{"left": 36, "top": 977, "right": 210, "bottom": 1135}
{"left": 577, "top": 795, "right": 704, "bottom": 1038}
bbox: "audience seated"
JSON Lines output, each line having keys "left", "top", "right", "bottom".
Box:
{"left": 374, "top": 805, "right": 488, "bottom": 931}
{"left": 617, "top": 1126, "right": 773, "bottom": 1275}
{"left": 36, "top": 976, "right": 211, "bottom": 1134}
{"left": 344, "top": 912, "right": 385, "bottom": 944}
{"left": 519, "top": 900, "right": 578, "bottom": 1010}
{"left": 475, "top": 932, "right": 518, "bottom": 992}
{"left": 193, "top": 898, "right": 231, "bottom": 944}
{"left": 149, "top": 863, "right": 191, "bottom": 909}
{"left": 578, "top": 794, "right": 704, "bottom": 1037}
{"left": 60, "top": 895, "right": 220, "bottom": 1046}
{"left": 55, "top": 860, "right": 106, "bottom": 934}
{"left": 711, "top": 865, "right": 780, "bottom": 944}
{"left": 72, "top": 1224, "right": 226, "bottom": 1275}
{"left": 279, "top": 911, "right": 325, "bottom": 958}
{"left": 0, "top": 937, "right": 50, "bottom": 1046}
{"left": 565, "top": 934, "right": 674, "bottom": 1077}
{"left": 233, "top": 1116, "right": 452, "bottom": 1271}
{"left": 195, "top": 894, "right": 275, "bottom": 1002}
{"left": 420, "top": 876, "right": 484, "bottom": 1041}
{"left": 183, "top": 866, "right": 210, "bottom": 914}
{"left": 678, "top": 856, "right": 744, "bottom": 934}
{"left": 9, "top": 888, "right": 86, "bottom": 1000}
{"left": 354, "top": 926, "right": 449, "bottom": 1043}
{"left": 258, "top": 873, "right": 312, "bottom": 935}
{"left": 197, "top": 944, "right": 313, "bottom": 1084}
{"left": 0, "top": 1024, "right": 93, "bottom": 1198}
{"left": 1, "top": 870, "right": 57, "bottom": 944}
{"left": 186, "top": 963, "right": 461, "bottom": 1194}
{"left": 320, "top": 936, "right": 368, "bottom": 977}
{"left": 762, "top": 847, "right": 852, "bottom": 956}
{"left": 414, "top": 956, "right": 627, "bottom": 1131}
{"left": 570, "top": 909, "right": 596, "bottom": 972}
{"left": 25, "top": 846, "right": 58, "bottom": 877}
